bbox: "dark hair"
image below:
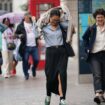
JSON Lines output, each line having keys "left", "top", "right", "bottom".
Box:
{"left": 50, "top": 9, "right": 61, "bottom": 18}
{"left": 23, "top": 12, "right": 32, "bottom": 23}
{"left": 2, "top": 17, "right": 10, "bottom": 24}
{"left": 93, "top": 8, "right": 105, "bottom": 19}
{"left": 57, "top": 7, "right": 62, "bottom": 11}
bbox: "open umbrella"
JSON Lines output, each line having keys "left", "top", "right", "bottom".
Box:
{"left": 0, "top": 12, "right": 24, "bottom": 24}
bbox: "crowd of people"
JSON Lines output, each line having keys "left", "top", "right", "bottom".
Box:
{"left": 0, "top": 5, "right": 74, "bottom": 105}
{"left": 1, "top": 4, "right": 105, "bottom": 105}
{"left": 0, "top": 14, "right": 40, "bottom": 79}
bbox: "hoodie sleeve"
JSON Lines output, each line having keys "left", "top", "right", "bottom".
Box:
{"left": 82, "top": 26, "right": 91, "bottom": 50}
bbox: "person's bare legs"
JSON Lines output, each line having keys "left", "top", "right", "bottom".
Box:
{"left": 58, "top": 74, "right": 63, "bottom": 97}
{"left": 58, "top": 74, "right": 67, "bottom": 105}
{"left": 11, "top": 60, "right": 18, "bottom": 76}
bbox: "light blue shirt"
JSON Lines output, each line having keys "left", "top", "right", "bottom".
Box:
{"left": 42, "top": 24, "right": 63, "bottom": 47}
{"left": 42, "top": 21, "right": 68, "bottom": 47}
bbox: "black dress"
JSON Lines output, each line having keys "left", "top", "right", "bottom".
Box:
{"left": 45, "top": 45, "right": 68, "bottom": 98}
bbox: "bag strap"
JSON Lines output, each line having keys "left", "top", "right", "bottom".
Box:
{"left": 59, "top": 24, "right": 67, "bottom": 44}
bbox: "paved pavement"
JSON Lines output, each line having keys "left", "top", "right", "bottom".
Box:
{"left": 0, "top": 32, "right": 103, "bottom": 105}
{"left": 0, "top": 59, "right": 100, "bottom": 105}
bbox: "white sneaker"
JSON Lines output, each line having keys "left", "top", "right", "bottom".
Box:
{"left": 59, "top": 99, "right": 67, "bottom": 105}
{"left": 45, "top": 96, "right": 51, "bottom": 105}
{"left": 46, "top": 96, "right": 51, "bottom": 102}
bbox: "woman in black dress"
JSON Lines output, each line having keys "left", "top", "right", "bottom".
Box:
{"left": 41, "top": 9, "right": 69, "bottom": 105}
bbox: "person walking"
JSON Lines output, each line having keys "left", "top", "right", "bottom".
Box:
{"left": 83, "top": 8, "right": 105, "bottom": 104}
{"left": 0, "top": 31, "right": 3, "bottom": 76}
{"left": 38, "top": 9, "right": 71, "bottom": 105}
{"left": 0, "top": 51, "right": 2, "bottom": 76}
{"left": 15, "top": 13, "right": 39, "bottom": 80}
{"left": 2, "top": 18, "right": 15, "bottom": 78}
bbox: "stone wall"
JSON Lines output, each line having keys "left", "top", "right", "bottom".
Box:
{"left": 60, "top": 0, "right": 78, "bottom": 27}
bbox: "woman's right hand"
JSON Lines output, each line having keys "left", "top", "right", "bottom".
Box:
{"left": 19, "top": 34, "right": 25, "bottom": 39}
{"left": 15, "top": 34, "right": 25, "bottom": 39}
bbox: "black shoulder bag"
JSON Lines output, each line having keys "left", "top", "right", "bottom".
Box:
{"left": 7, "top": 42, "right": 16, "bottom": 50}
{"left": 59, "top": 24, "right": 75, "bottom": 57}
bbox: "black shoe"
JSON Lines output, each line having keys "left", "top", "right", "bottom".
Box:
{"left": 32, "top": 71, "right": 36, "bottom": 77}
{"left": 94, "top": 96, "right": 101, "bottom": 104}
{"left": 99, "top": 96, "right": 105, "bottom": 102}
{"left": 25, "top": 74, "right": 29, "bottom": 80}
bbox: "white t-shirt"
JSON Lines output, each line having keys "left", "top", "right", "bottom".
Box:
{"left": 92, "top": 25, "right": 105, "bottom": 53}
{"left": 24, "top": 22, "right": 36, "bottom": 47}
{"left": 2, "top": 27, "right": 14, "bottom": 51}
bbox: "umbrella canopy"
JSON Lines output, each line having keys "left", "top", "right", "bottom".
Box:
{"left": 0, "top": 12, "right": 24, "bottom": 24}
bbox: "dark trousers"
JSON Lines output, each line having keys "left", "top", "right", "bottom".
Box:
{"left": 0, "top": 66, "right": 2, "bottom": 74}
{"left": 22, "top": 46, "right": 39, "bottom": 77}
{"left": 45, "top": 46, "right": 68, "bottom": 99}
{"left": 89, "top": 51, "right": 105, "bottom": 93}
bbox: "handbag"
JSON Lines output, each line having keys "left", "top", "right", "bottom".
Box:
{"left": 7, "top": 42, "right": 16, "bottom": 50}
{"left": 64, "top": 42, "right": 75, "bottom": 57}
{"left": 59, "top": 24, "right": 75, "bottom": 57}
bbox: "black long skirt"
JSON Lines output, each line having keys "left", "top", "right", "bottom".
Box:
{"left": 45, "top": 46, "right": 68, "bottom": 97}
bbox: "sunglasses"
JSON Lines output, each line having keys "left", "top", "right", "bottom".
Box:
{"left": 52, "top": 19, "right": 60, "bottom": 23}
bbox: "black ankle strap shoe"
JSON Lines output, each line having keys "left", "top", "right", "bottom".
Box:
{"left": 94, "top": 96, "right": 101, "bottom": 104}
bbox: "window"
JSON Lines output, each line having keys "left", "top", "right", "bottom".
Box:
{"left": 92, "top": 0, "right": 105, "bottom": 12}
{"left": 0, "top": 0, "right": 12, "bottom": 12}
{"left": 0, "top": 3, "right": 2, "bottom": 10}
{"left": 4, "top": 3, "right": 8, "bottom": 11}
{"left": 10, "top": 3, "right": 12, "bottom": 12}
{"left": 39, "top": 4, "right": 52, "bottom": 11}
{"left": 79, "top": 0, "right": 92, "bottom": 13}
{"left": 36, "top": 3, "right": 53, "bottom": 18}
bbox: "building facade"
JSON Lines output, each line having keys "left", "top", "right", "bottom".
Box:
{"left": 0, "top": 0, "right": 13, "bottom": 12}
{"left": 13, "top": 0, "right": 28, "bottom": 13}
{"left": 0, "top": 0, "right": 28, "bottom": 13}
{"left": 29, "top": 0, "right": 60, "bottom": 18}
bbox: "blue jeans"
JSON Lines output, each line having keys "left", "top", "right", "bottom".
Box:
{"left": 22, "top": 46, "right": 39, "bottom": 77}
